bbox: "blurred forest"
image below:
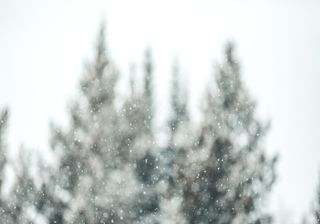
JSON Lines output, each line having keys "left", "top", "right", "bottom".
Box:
{"left": 0, "top": 25, "right": 319, "bottom": 224}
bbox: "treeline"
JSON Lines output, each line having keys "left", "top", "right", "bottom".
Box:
{"left": 0, "top": 25, "right": 318, "bottom": 224}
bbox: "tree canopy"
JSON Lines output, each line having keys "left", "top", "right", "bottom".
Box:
{"left": 0, "top": 25, "right": 278, "bottom": 224}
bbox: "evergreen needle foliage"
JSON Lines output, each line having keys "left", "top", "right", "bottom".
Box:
{"left": 0, "top": 25, "right": 278, "bottom": 224}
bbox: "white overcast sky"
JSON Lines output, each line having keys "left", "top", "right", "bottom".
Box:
{"left": 1, "top": 0, "right": 320, "bottom": 223}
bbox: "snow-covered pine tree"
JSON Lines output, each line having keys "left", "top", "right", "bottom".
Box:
{"left": 48, "top": 25, "right": 161, "bottom": 224}
{"left": 9, "top": 148, "right": 48, "bottom": 224}
{"left": 166, "top": 61, "right": 189, "bottom": 184}
{"left": 49, "top": 24, "right": 121, "bottom": 223}
{"left": 157, "top": 61, "right": 190, "bottom": 224}
{"left": 106, "top": 49, "right": 160, "bottom": 223}
{"left": 176, "top": 43, "right": 277, "bottom": 224}
{"left": 0, "top": 109, "right": 41, "bottom": 223}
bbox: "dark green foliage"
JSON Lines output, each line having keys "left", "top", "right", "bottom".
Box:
{"left": 136, "top": 152, "right": 159, "bottom": 185}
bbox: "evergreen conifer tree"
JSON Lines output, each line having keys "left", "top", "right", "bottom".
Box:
{"left": 0, "top": 109, "right": 42, "bottom": 223}
{"left": 175, "top": 43, "right": 277, "bottom": 224}
{"left": 49, "top": 25, "right": 161, "bottom": 224}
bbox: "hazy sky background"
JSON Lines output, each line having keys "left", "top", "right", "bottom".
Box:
{"left": 1, "top": 0, "right": 320, "bottom": 223}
